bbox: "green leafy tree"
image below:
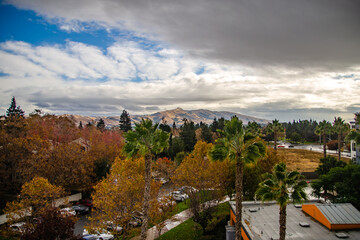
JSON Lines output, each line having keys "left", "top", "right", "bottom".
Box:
{"left": 266, "top": 119, "right": 284, "bottom": 150}
{"left": 312, "top": 165, "right": 360, "bottom": 209}
{"left": 119, "top": 109, "right": 132, "bottom": 132}
{"left": 346, "top": 112, "right": 360, "bottom": 145}
{"left": 96, "top": 118, "right": 105, "bottom": 131}
{"left": 124, "top": 118, "right": 169, "bottom": 240}
{"left": 315, "top": 156, "right": 346, "bottom": 176}
{"left": 246, "top": 121, "right": 262, "bottom": 136}
{"left": 333, "top": 117, "right": 350, "bottom": 161}
{"left": 256, "top": 163, "right": 308, "bottom": 240}
{"left": 315, "top": 120, "right": 333, "bottom": 158}
{"left": 210, "top": 116, "right": 265, "bottom": 240}
{"left": 6, "top": 96, "right": 25, "bottom": 118}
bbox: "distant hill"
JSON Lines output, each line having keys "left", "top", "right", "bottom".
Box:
{"left": 65, "top": 108, "right": 270, "bottom": 128}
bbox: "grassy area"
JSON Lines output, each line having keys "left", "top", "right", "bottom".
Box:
{"left": 277, "top": 149, "right": 349, "bottom": 172}
{"left": 156, "top": 202, "right": 230, "bottom": 240}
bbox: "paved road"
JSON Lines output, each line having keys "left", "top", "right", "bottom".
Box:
{"left": 279, "top": 143, "right": 351, "bottom": 158}
{"left": 74, "top": 214, "right": 91, "bottom": 237}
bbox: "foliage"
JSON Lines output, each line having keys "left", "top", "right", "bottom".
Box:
{"left": 256, "top": 163, "right": 307, "bottom": 240}
{"left": 210, "top": 116, "right": 265, "bottom": 240}
{"left": 333, "top": 117, "right": 350, "bottom": 160}
{"left": 289, "top": 132, "right": 302, "bottom": 143}
{"left": 6, "top": 97, "right": 25, "bottom": 118}
{"left": 20, "top": 206, "right": 80, "bottom": 240}
{"left": 266, "top": 119, "right": 284, "bottom": 150}
{"left": 173, "top": 141, "right": 224, "bottom": 232}
{"left": 5, "top": 177, "right": 65, "bottom": 223}
{"left": 311, "top": 164, "right": 360, "bottom": 209}
{"left": 179, "top": 119, "right": 197, "bottom": 153}
{"left": 346, "top": 112, "right": 360, "bottom": 145}
{"left": 156, "top": 202, "right": 230, "bottom": 240}
{"left": 282, "top": 119, "right": 319, "bottom": 143}
{"left": 246, "top": 121, "right": 262, "bottom": 137}
{"left": 119, "top": 109, "right": 132, "bottom": 132}
{"left": 315, "top": 156, "right": 346, "bottom": 176}
{"left": 96, "top": 118, "right": 105, "bottom": 131}
{"left": 124, "top": 118, "right": 169, "bottom": 240}
{"left": 152, "top": 157, "right": 176, "bottom": 182}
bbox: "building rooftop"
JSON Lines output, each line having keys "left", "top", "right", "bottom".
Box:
{"left": 229, "top": 201, "right": 360, "bottom": 240}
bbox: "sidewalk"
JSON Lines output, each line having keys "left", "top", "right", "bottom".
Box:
{"left": 132, "top": 197, "right": 230, "bottom": 240}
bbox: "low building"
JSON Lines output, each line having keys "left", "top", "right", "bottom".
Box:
{"left": 227, "top": 201, "right": 360, "bottom": 240}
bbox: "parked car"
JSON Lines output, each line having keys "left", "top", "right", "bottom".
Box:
{"left": 128, "top": 216, "right": 142, "bottom": 228}
{"left": 170, "top": 190, "right": 188, "bottom": 202}
{"left": 61, "top": 207, "right": 76, "bottom": 216}
{"left": 288, "top": 145, "right": 295, "bottom": 148}
{"left": 76, "top": 199, "right": 93, "bottom": 208}
{"left": 178, "top": 186, "right": 198, "bottom": 194}
{"left": 10, "top": 222, "right": 26, "bottom": 234}
{"left": 83, "top": 229, "right": 114, "bottom": 240}
{"left": 72, "top": 205, "right": 90, "bottom": 215}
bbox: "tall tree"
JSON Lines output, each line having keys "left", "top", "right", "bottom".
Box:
{"left": 6, "top": 96, "right": 25, "bottom": 118}
{"left": 346, "top": 113, "right": 360, "bottom": 145}
{"left": 96, "top": 118, "right": 105, "bottom": 131}
{"left": 266, "top": 119, "right": 284, "bottom": 150}
{"left": 256, "top": 163, "right": 308, "bottom": 240}
{"left": 315, "top": 120, "right": 333, "bottom": 158}
{"left": 124, "top": 118, "right": 169, "bottom": 240}
{"left": 210, "top": 116, "right": 265, "bottom": 240}
{"left": 180, "top": 118, "right": 196, "bottom": 152}
{"left": 119, "top": 109, "right": 132, "bottom": 132}
{"left": 333, "top": 117, "right": 350, "bottom": 161}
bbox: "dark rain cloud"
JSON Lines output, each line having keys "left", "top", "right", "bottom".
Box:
{"left": 6, "top": 0, "right": 360, "bottom": 69}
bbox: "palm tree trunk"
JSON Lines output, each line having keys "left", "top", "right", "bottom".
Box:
{"left": 274, "top": 132, "right": 278, "bottom": 150}
{"left": 279, "top": 204, "right": 287, "bottom": 240}
{"left": 235, "top": 158, "right": 243, "bottom": 240}
{"left": 141, "top": 154, "right": 152, "bottom": 240}
{"left": 323, "top": 133, "right": 327, "bottom": 158}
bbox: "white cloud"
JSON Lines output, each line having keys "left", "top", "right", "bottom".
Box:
{"left": 1, "top": 40, "right": 359, "bottom": 121}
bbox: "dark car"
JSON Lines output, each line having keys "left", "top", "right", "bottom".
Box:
{"left": 76, "top": 199, "right": 93, "bottom": 208}
{"left": 72, "top": 205, "right": 90, "bottom": 215}
{"left": 288, "top": 145, "right": 295, "bottom": 148}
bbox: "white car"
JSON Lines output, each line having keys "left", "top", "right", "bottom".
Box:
{"left": 60, "top": 207, "right": 76, "bottom": 216}
{"left": 83, "top": 229, "right": 114, "bottom": 240}
{"left": 10, "top": 222, "right": 26, "bottom": 234}
{"left": 170, "top": 191, "right": 188, "bottom": 202}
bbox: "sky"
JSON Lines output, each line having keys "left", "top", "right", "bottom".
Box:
{"left": 0, "top": 0, "right": 359, "bottom": 122}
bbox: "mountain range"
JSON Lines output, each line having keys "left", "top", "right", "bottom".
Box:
{"left": 65, "top": 108, "right": 270, "bottom": 128}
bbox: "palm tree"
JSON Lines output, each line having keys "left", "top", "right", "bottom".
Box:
{"left": 315, "top": 120, "right": 333, "bottom": 158}
{"left": 124, "top": 118, "right": 169, "bottom": 240}
{"left": 333, "top": 117, "right": 350, "bottom": 161}
{"left": 266, "top": 119, "right": 284, "bottom": 150}
{"left": 210, "top": 116, "right": 265, "bottom": 240}
{"left": 346, "top": 113, "right": 360, "bottom": 145}
{"left": 256, "top": 163, "right": 308, "bottom": 240}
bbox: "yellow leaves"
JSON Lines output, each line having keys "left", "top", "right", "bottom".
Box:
{"left": 5, "top": 177, "right": 65, "bottom": 222}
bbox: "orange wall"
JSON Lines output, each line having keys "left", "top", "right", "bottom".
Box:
{"left": 230, "top": 208, "right": 250, "bottom": 240}
{"left": 302, "top": 204, "right": 331, "bottom": 229}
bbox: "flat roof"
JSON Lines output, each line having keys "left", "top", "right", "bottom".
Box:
{"left": 230, "top": 201, "right": 360, "bottom": 240}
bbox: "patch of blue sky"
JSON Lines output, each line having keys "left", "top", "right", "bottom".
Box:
{"left": 131, "top": 76, "right": 144, "bottom": 82}
{"left": 0, "top": 72, "right": 9, "bottom": 77}
{"left": 1, "top": 4, "right": 168, "bottom": 56}
{"left": 0, "top": 5, "right": 116, "bottom": 49}
{"left": 333, "top": 74, "right": 354, "bottom": 80}
{"left": 195, "top": 66, "right": 205, "bottom": 75}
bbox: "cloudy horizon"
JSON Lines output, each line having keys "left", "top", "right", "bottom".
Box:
{"left": 0, "top": 0, "right": 359, "bottom": 122}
